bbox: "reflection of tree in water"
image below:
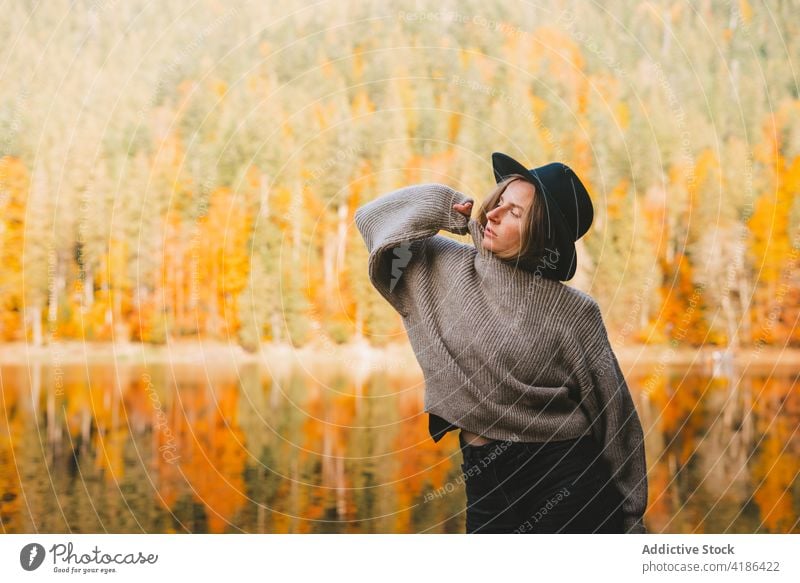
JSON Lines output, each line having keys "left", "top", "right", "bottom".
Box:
{"left": 2, "top": 361, "right": 798, "bottom": 533}
{"left": 644, "top": 365, "right": 799, "bottom": 533}
{"left": 751, "top": 375, "right": 800, "bottom": 533}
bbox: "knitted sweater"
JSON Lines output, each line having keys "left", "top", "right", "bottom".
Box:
{"left": 354, "top": 182, "right": 648, "bottom": 534}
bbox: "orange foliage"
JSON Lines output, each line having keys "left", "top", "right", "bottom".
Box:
{"left": 0, "top": 375, "right": 25, "bottom": 531}
{"left": 296, "top": 378, "right": 359, "bottom": 532}
{"left": 748, "top": 112, "right": 800, "bottom": 345}
{"left": 165, "top": 376, "right": 249, "bottom": 533}
{"left": 655, "top": 253, "right": 713, "bottom": 346}
{"left": 391, "top": 387, "right": 457, "bottom": 533}
{"left": 152, "top": 188, "right": 252, "bottom": 341}
{"left": 751, "top": 378, "right": 800, "bottom": 532}
{"left": 0, "top": 156, "right": 28, "bottom": 340}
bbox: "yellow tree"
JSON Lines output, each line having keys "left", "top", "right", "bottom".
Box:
{"left": 751, "top": 376, "right": 799, "bottom": 532}
{"left": 0, "top": 156, "right": 28, "bottom": 340}
{"left": 748, "top": 109, "right": 798, "bottom": 346}
{"left": 651, "top": 154, "right": 716, "bottom": 346}
{"left": 196, "top": 187, "right": 252, "bottom": 340}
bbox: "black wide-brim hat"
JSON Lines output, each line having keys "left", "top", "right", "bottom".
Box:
{"left": 491, "top": 152, "right": 594, "bottom": 281}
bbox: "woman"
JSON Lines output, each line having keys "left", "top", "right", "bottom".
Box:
{"left": 354, "top": 152, "right": 648, "bottom": 534}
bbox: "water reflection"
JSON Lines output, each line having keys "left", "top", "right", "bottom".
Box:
{"left": 0, "top": 357, "right": 797, "bottom": 533}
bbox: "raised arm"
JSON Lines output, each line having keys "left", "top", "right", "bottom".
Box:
{"left": 575, "top": 300, "right": 649, "bottom": 534}
{"left": 353, "top": 183, "right": 473, "bottom": 317}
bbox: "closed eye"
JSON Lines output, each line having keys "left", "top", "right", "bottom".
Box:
{"left": 497, "top": 197, "right": 522, "bottom": 218}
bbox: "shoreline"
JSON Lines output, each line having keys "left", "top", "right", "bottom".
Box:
{"left": 0, "top": 340, "right": 798, "bottom": 372}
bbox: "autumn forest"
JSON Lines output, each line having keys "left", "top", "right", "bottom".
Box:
{"left": 1, "top": 0, "right": 799, "bottom": 353}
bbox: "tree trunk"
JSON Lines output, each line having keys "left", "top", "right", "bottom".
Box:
{"left": 661, "top": 8, "right": 671, "bottom": 56}
{"left": 270, "top": 311, "right": 282, "bottom": 343}
{"left": 47, "top": 251, "right": 61, "bottom": 335}
{"left": 260, "top": 171, "right": 270, "bottom": 218}
{"left": 722, "top": 294, "right": 738, "bottom": 348}
{"left": 31, "top": 361, "right": 41, "bottom": 411}
{"left": 176, "top": 238, "right": 184, "bottom": 336}
{"left": 84, "top": 264, "right": 94, "bottom": 307}
{"left": 28, "top": 305, "right": 42, "bottom": 346}
{"left": 354, "top": 304, "right": 363, "bottom": 341}
{"left": 323, "top": 239, "right": 334, "bottom": 295}
{"left": 336, "top": 199, "right": 348, "bottom": 273}
{"left": 738, "top": 272, "right": 751, "bottom": 344}
{"left": 292, "top": 179, "right": 302, "bottom": 266}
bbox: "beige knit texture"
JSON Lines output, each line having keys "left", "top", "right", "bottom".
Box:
{"left": 354, "top": 182, "right": 648, "bottom": 534}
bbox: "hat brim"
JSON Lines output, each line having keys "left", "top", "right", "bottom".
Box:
{"left": 491, "top": 152, "right": 577, "bottom": 280}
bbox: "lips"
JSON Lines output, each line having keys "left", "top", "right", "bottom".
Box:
{"left": 485, "top": 226, "right": 495, "bottom": 238}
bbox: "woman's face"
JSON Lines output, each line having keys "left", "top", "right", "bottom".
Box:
{"left": 481, "top": 179, "right": 535, "bottom": 255}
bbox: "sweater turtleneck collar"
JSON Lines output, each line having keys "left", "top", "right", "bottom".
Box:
{"left": 467, "top": 218, "right": 494, "bottom": 262}
{"left": 467, "top": 218, "right": 560, "bottom": 283}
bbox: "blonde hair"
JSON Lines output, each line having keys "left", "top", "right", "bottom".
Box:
{"left": 476, "top": 173, "right": 553, "bottom": 262}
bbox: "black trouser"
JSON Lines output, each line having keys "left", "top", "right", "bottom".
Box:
{"left": 459, "top": 432, "right": 625, "bottom": 533}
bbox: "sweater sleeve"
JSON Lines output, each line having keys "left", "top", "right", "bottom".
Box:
{"left": 576, "top": 301, "right": 649, "bottom": 534}
{"left": 353, "top": 183, "right": 473, "bottom": 317}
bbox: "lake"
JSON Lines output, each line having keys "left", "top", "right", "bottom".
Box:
{"left": 0, "top": 344, "right": 798, "bottom": 533}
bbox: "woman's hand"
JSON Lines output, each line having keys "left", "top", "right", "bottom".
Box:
{"left": 453, "top": 200, "right": 473, "bottom": 218}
